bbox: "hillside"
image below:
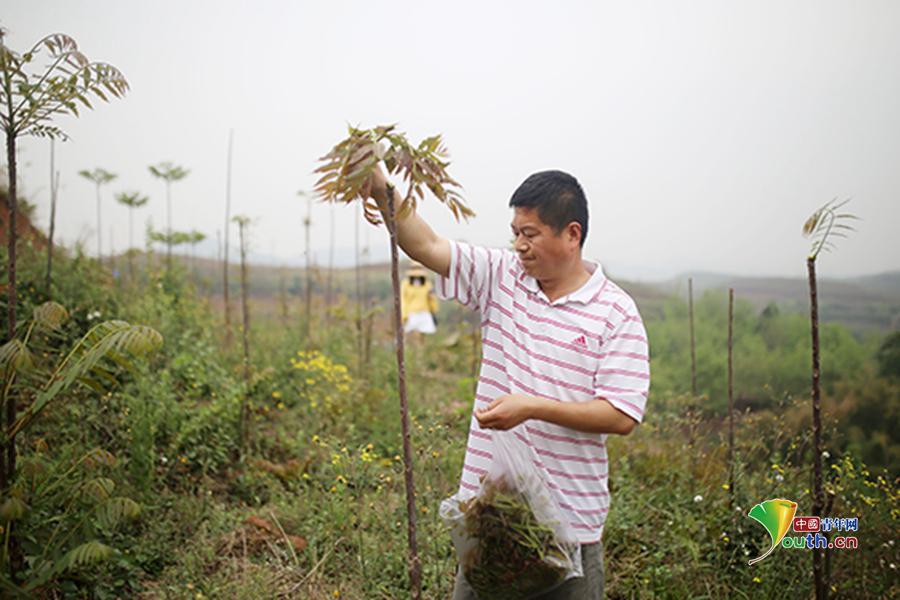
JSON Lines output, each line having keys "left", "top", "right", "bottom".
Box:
{"left": 665, "top": 271, "right": 900, "bottom": 334}
{"left": 108, "top": 251, "right": 900, "bottom": 335}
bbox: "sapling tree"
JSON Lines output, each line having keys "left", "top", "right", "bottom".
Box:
{"left": 147, "top": 228, "right": 191, "bottom": 263}
{"left": 187, "top": 229, "right": 206, "bottom": 275}
{"left": 688, "top": 278, "right": 697, "bottom": 398}
{"left": 0, "top": 30, "right": 127, "bottom": 492}
{"left": 687, "top": 278, "right": 698, "bottom": 463}
{"left": 802, "top": 198, "right": 857, "bottom": 600}
{"left": 0, "top": 302, "right": 163, "bottom": 580}
{"left": 298, "top": 190, "right": 312, "bottom": 342}
{"left": 77, "top": 167, "right": 116, "bottom": 260}
{"left": 148, "top": 161, "right": 189, "bottom": 269}
{"left": 232, "top": 215, "right": 252, "bottom": 453}
{"left": 327, "top": 202, "right": 335, "bottom": 314}
{"left": 45, "top": 140, "right": 59, "bottom": 292}
{"left": 279, "top": 266, "right": 289, "bottom": 324}
{"left": 354, "top": 203, "right": 363, "bottom": 373}
{"left": 223, "top": 130, "right": 234, "bottom": 347}
{"left": 316, "top": 124, "right": 473, "bottom": 599}
{"left": 727, "top": 288, "right": 735, "bottom": 509}
{"left": 114, "top": 191, "right": 148, "bottom": 278}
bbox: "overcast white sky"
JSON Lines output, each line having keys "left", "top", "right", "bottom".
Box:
{"left": 4, "top": 1, "right": 899, "bottom": 281}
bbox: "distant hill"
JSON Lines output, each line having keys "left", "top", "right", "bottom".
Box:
{"left": 662, "top": 271, "right": 900, "bottom": 335}
{"left": 848, "top": 271, "right": 900, "bottom": 297}
{"left": 104, "top": 251, "right": 900, "bottom": 337}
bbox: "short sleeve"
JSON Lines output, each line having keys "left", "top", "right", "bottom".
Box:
{"left": 593, "top": 305, "right": 650, "bottom": 423}
{"left": 437, "top": 241, "right": 505, "bottom": 314}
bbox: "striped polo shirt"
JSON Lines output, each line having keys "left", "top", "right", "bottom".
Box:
{"left": 437, "top": 240, "right": 650, "bottom": 544}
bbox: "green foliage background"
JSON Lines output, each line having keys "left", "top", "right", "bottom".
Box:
{"left": 0, "top": 235, "right": 896, "bottom": 598}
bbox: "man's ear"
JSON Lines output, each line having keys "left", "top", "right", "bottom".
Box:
{"left": 566, "top": 222, "right": 583, "bottom": 246}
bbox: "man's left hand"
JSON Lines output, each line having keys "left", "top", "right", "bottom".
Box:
{"left": 475, "top": 394, "right": 540, "bottom": 430}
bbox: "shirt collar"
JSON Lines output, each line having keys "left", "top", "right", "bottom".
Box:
{"left": 518, "top": 259, "right": 607, "bottom": 305}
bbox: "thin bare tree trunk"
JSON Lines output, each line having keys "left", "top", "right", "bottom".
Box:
{"left": 45, "top": 140, "right": 58, "bottom": 293}
{"left": 327, "top": 204, "right": 335, "bottom": 318}
{"left": 354, "top": 204, "right": 363, "bottom": 375}
{"left": 238, "top": 222, "right": 251, "bottom": 454}
{"left": 95, "top": 183, "right": 102, "bottom": 261}
{"left": 689, "top": 278, "right": 697, "bottom": 397}
{"left": 127, "top": 207, "right": 134, "bottom": 280}
{"left": 2, "top": 118, "right": 21, "bottom": 580}
{"left": 2, "top": 125, "right": 27, "bottom": 589}
{"left": 304, "top": 196, "right": 312, "bottom": 344}
{"left": 109, "top": 225, "right": 116, "bottom": 279}
{"left": 4, "top": 128, "right": 18, "bottom": 491}
{"left": 385, "top": 187, "right": 421, "bottom": 600}
{"left": 727, "top": 288, "right": 735, "bottom": 509}
{"left": 165, "top": 181, "right": 172, "bottom": 270}
{"left": 808, "top": 257, "right": 828, "bottom": 600}
{"left": 279, "top": 267, "right": 288, "bottom": 324}
{"left": 362, "top": 220, "right": 371, "bottom": 369}
{"left": 223, "top": 130, "right": 234, "bottom": 348}
{"left": 687, "top": 278, "right": 698, "bottom": 461}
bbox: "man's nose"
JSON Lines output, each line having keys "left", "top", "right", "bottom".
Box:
{"left": 513, "top": 235, "right": 529, "bottom": 253}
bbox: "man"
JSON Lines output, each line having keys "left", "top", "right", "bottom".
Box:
{"left": 368, "top": 168, "right": 650, "bottom": 599}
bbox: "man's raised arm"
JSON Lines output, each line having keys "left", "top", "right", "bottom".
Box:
{"left": 368, "top": 166, "right": 452, "bottom": 278}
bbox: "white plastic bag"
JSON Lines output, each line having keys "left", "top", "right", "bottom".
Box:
{"left": 440, "top": 428, "right": 582, "bottom": 599}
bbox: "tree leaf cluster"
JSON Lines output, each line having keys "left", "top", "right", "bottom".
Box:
{"left": 315, "top": 124, "right": 475, "bottom": 225}
{"left": 802, "top": 198, "right": 859, "bottom": 260}
{"left": 148, "top": 161, "right": 190, "bottom": 182}
{"left": 0, "top": 448, "right": 142, "bottom": 596}
{"left": 1, "top": 32, "right": 128, "bottom": 140}
{"left": 78, "top": 167, "right": 117, "bottom": 186}
{"left": 114, "top": 191, "right": 149, "bottom": 209}
{"left": 0, "top": 302, "right": 163, "bottom": 442}
{"left": 147, "top": 228, "right": 205, "bottom": 247}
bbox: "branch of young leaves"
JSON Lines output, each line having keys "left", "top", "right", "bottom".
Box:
{"left": 315, "top": 124, "right": 474, "bottom": 225}
{"left": 0, "top": 302, "right": 163, "bottom": 444}
{"left": 1, "top": 33, "right": 128, "bottom": 139}
{"left": 802, "top": 198, "right": 859, "bottom": 261}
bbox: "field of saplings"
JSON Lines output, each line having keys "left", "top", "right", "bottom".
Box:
{"left": 0, "top": 233, "right": 894, "bottom": 598}
{"left": 1, "top": 30, "right": 898, "bottom": 600}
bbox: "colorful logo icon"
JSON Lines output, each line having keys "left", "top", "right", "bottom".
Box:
{"left": 746, "top": 498, "right": 798, "bottom": 565}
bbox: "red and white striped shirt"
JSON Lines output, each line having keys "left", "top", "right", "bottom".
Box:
{"left": 438, "top": 240, "right": 650, "bottom": 543}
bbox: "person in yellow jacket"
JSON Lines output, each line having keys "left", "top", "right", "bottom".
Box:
{"left": 401, "top": 263, "right": 439, "bottom": 334}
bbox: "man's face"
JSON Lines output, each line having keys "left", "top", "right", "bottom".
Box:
{"left": 510, "top": 207, "right": 581, "bottom": 279}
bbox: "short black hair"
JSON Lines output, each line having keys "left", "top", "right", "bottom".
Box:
{"left": 508, "top": 170, "right": 589, "bottom": 248}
